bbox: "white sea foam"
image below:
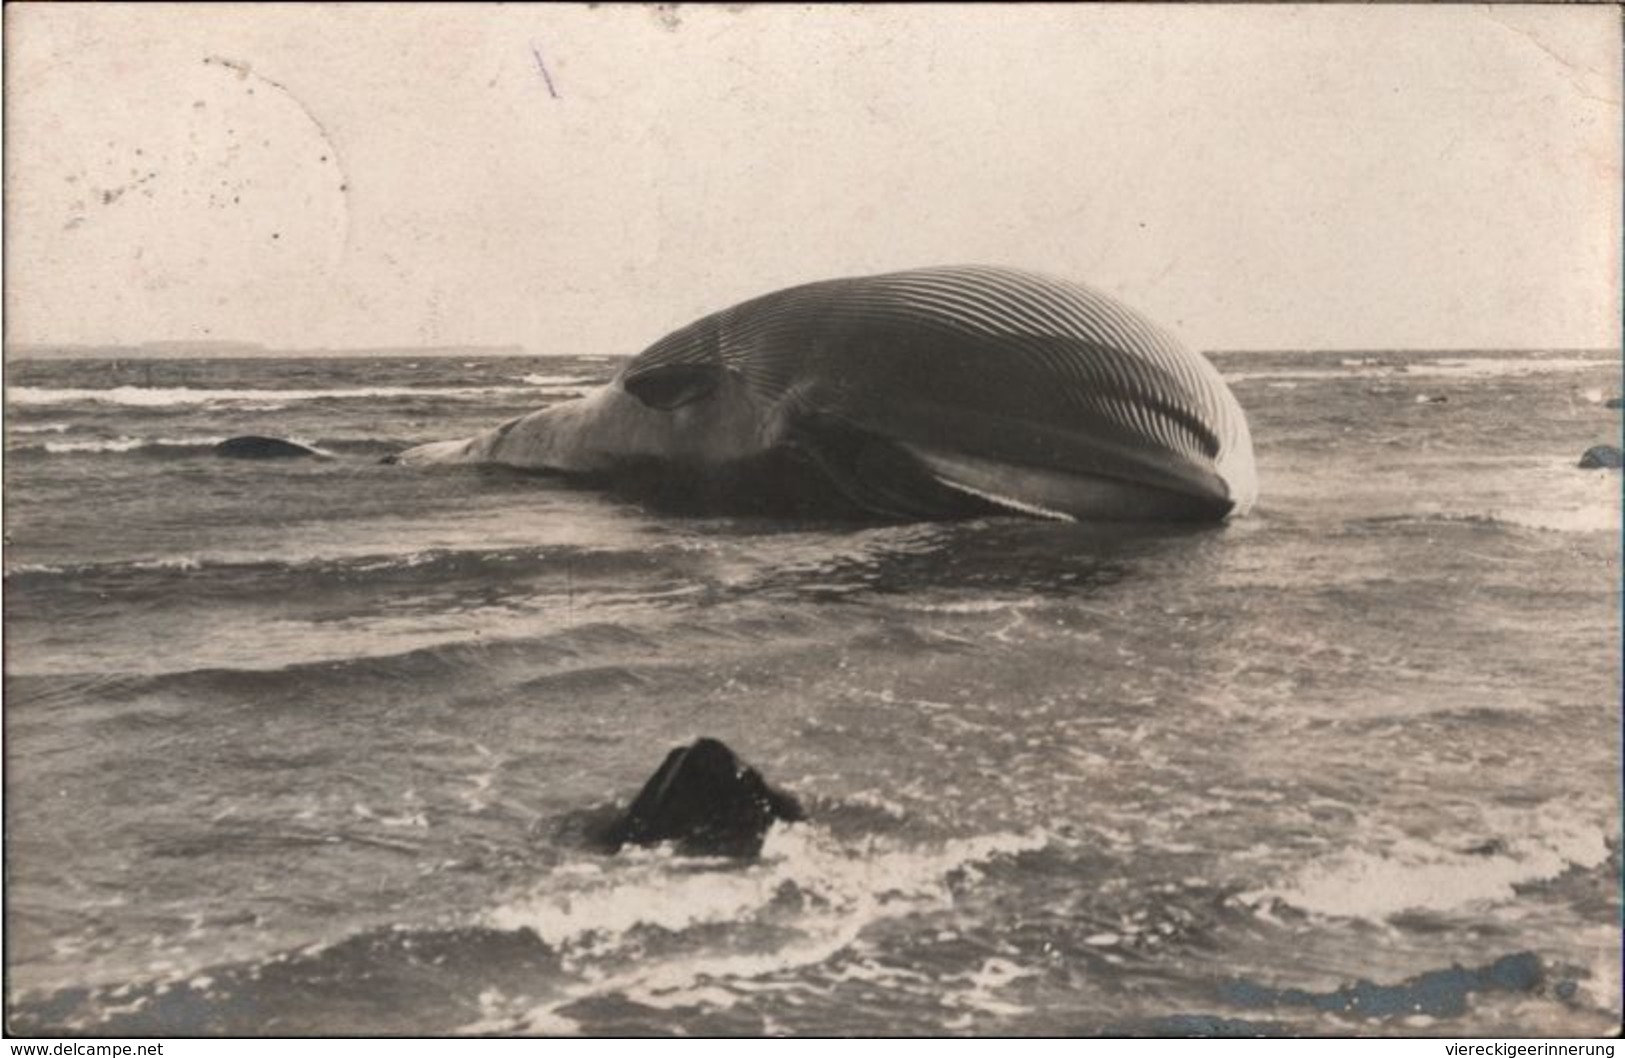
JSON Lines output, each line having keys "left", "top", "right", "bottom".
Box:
{"left": 6, "top": 555, "right": 204, "bottom": 577}
{"left": 1488, "top": 504, "right": 1620, "bottom": 534}
{"left": 1239, "top": 806, "right": 1611, "bottom": 920}
{"left": 7, "top": 384, "right": 549, "bottom": 408}
{"left": 1226, "top": 356, "right": 1617, "bottom": 384}
{"left": 36, "top": 436, "right": 226, "bottom": 454}
{"left": 1489, "top": 470, "right": 1622, "bottom": 534}
{"left": 129, "top": 557, "right": 204, "bottom": 572}
{"left": 896, "top": 598, "right": 1043, "bottom": 615}
{"left": 475, "top": 825, "right": 1049, "bottom": 1032}
{"left": 1421, "top": 357, "right": 1616, "bottom": 378}
{"left": 9, "top": 422, "right": 72, "bottom": 434}
{"left": 20, "top": 434, "right": 340, "bottom": 458}
{"left": 935, "top": 957, "right": 1041, "bottom": 1028}
{"left": 5, "top": 563, "right": 67, "bottom": 576}
{"left": 487, "top": 825, "right": 1045, "bottom": 949}
{"left": 1222, "top": 369, "right": 1376, "bottom": 383}
{"left": 1581, "top": 935, "right": 1623, "bottom": 1012}
{"left": 519, "top": 374, "right": 595, "bottom": 387}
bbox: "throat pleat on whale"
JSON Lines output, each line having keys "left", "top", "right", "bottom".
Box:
{"left": 393, "top": 266, "right": 1259, "bottom": 522}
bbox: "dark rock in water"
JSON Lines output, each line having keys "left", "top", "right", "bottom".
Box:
{"left": 1604, "top": 396, "right": 1622, "bottom": 409}
{"left": 603, "top": 737, "right": 804, "bottom": 858}
{"left": 214, "top": 435, "right": 325, "bottom": 460}
{"left": 1578, "top": 445, "right": 1623, "bottom": 469}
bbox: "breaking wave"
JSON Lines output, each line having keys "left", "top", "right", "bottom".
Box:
{"left": 1225, "top": 355, "right": 1618, "bottom": 384}
{"left": 1238, "top": 807, "right": 1612, "bottom": 921}
{"left": 474, "top": 825, "right": 1052, "bottom": 1031}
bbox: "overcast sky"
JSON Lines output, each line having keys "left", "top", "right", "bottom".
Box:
{"left": 5, "top": 3, "right": 1620, "bottom": 354}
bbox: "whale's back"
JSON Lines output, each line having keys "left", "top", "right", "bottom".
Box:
{"left": 620, "top": 266, "right": 1258, "bottom": 519}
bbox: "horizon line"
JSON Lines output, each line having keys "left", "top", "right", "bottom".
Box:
{"left": 4, "top": 341, "right": 1622, "bottom": 361}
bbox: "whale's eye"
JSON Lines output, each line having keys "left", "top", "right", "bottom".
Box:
{"left": 623, "top": 362, "right": 726, "bottom": 411}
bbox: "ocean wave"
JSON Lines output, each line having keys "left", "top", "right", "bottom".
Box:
{"left": 519, "top": 373, "right": 597, "bottom": 387}
{"left": 1351, "top": 483, "right": 1620, "bottom": 535}
{"left": 893, "top": 598, "right": 1045, "bottom": 615}
{"left": 2, "top": 617, "right": 673, "bottom": 710}
{"left": 1422, "top": 357, "right": 1618, "bottom": 377}
{"left": 2, "top": 615, "right": 676, "bottom": 708}
{"left": 1485, "top": 504, "right": 1620, "bottom": 534}
{"left": 1237, "top": 806, "right": 1611, "bottom": 921}
{"left": 6, "top": 922, "right": 566, "bottom": 1036}
{"left": 476, "top": 825, "right": 1050, "bottom": 1031}
{"left": 6, "top": 434, "right": 361, "bottom": 458}
{"left": 2, "top": 541, "right": 677, "bottom": 587}
{"left": 7, "top": 384, "right": 564, "bottom": 408}
{"left": 8, "top": 822, "right": 1053, "bottom": 1035}
{"left": 9, "top": 422, "right": 73, "bottom": 434}
{"left": 7, "top": 556, "right": 204, "bottom": 577}
{"left": 1225, "top": 356, "right": 1618, "bottom": 384}
{"left": 37, "top": 436, "right": 226, "bottom": 454}
{"left": 2, "top": 537, "right": 698, "bottom": 681}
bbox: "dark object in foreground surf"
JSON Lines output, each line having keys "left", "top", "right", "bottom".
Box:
{"left": 214, "top": 435, "right": 325, "bottom": 459}
{"left": 1604, "top": 396, "right": 1622, "bottom": 410}
{"left": 1577, "top": 445, "right": 1623, "bottom": 469}
{"left": 603, "top": 737, "right": 804, "bottom": 858}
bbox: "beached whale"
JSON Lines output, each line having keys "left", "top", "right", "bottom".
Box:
{"left": 393, "top": 266, "right": 1258, "bottom": 521}
{"left": 598, "top": 737, "right": 804, "bottom": 858}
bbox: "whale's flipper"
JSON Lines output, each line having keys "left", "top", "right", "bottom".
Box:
{"left": 772, "top": 416, "right": 999, "bottom": 521}
{"left": 604, "top": 738, "right": 803, "bottom": 858}
{"left": 622, "top": 362, "right": 729, "bottom": 411}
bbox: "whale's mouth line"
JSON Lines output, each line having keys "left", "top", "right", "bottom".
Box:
{"left": 926, "top": 477, "right": 1078, "bottom": 522}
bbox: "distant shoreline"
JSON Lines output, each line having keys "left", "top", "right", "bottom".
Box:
{"left": 4, "top": 344, "right": 1619, "bottom": 363}
{"left": 2, "top": 343, "right": 563, "bottom": 362}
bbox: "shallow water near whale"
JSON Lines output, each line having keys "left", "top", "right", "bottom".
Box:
{"left": 4, "top": 349, "right": 1621, "bottom": 1036}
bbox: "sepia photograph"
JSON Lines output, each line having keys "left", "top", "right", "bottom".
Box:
{"left": 2, "top": 1, "right": 1621, "bottom": 1040}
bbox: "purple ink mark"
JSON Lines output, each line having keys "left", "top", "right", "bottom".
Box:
{"left": 530, "top": 43, "right": 560, "bottom": 99}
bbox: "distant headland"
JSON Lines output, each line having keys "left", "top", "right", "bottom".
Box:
{"left": 6, "top": 341, "right": 534, "bottom": 361}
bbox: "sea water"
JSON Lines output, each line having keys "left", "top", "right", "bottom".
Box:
{"left": 3, "top": 349, "right": 1620, "bottom": 1036}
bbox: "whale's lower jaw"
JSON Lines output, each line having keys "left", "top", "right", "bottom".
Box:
{"left": 900, "top": 445, "right": 1237, "bottom": 523}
